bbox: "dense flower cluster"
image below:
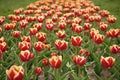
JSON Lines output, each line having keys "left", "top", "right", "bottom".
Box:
{"left": 0, "top": 0, "right": 119, "bottom": 80}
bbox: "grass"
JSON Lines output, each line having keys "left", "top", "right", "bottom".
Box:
{"left": 92, "top": 0, "right": 120, "bottom": 27}
{"left": 0, "top": 0, "right": 36, "bottom": 16}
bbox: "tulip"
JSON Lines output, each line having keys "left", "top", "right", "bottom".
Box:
{"left": 73, "top": 55, "right": 86, "bottom": 66}
{"left": 42, "top": 58, "right": 49, "bottom": 66}
{"left": 38, "top": 16, "right": 45, "bottom": 23}
{"left": 46, "top": 23, "right": 54, "bottom": 31}
{"left": 33, "top": 23, "right": 42, "bottom": 31}
{"left": 0, "top": 42, "right": 7, "bottom": 52}
{"left": 99, "top": 10, "right": 109, "bottom": 17}
{"left": 110, "top": 44, "right": 119, "bottom": 54}
{"left": 21, "top": 36, "right": 31, "bottom": 42}
{"left": 51, "top": 52, "right": 57, "bottom": 56}
{"left": 34, "top": 67, "right": 42, "bottom": 75}
{"left": 83, "top": 23, "right": 91, "bottom": 30}
{"left": 79, "top": 49, "right": 90, "bottom": 56}
{"left": 20, "top": 20, "right": 28, "bottom": 29}
{"left": 83, "top": 13, "right": 89, "bottom": 19}
{"left": 13, "top": 31, "right": 21, "bottom": 38}
{"left": 88, "top": 16, "right": 95, "bottom": 22}
{"left": 94, "top": 15, "right": 101, "bottom": 22}
{"left": 73, "top": 17, "right": 82, "bottom": 24}
{"left": 106, "top": 29, "right": 119, "bottom": 38}
{"left": 18, "top": 41, "right": 31, "bottom": 51}
{"left": 56, "top": 30, "right": 66, "bottom": 38}
{"left": 90, "top": 28, "right": 99, "bottom": 38}
{"left": 74, "top": 25, "right": 82, "bottom": 33}
{"left": 36, "top": 32, "right": 46, "bottom": 42}
{"left": 29, "top": 28, "right": 37, "bottom": 35}
{"left": 93, "top": 34, "right": 104, "bottom": 44}
{"left": 49, "top": 55, "right": 62, "bottom": 68}
{"left": 19, "top": 50, "right": 34, "bottom": 62}
{"left": 107, "top": 15, "right": 116, "bottom": 23}
{"left": 71, "top": 36, "right": 82, "bottom": 47}
{"left": 34, "top": 41, "right": 45, "bottom": 51}
{"left": 100, "top": 56, "right": 115, "bottom": 69}
{"left": 0, "top": 16, "right": 5, "bottom": 25}
{"left": 6, "top": 65, "right": 24, "bottom": 80}
{"left": 99, "top": 23, "right": 108, "bottom": 31}
{"left": 58, "top": 21, "right": 66, "bottom": 29}
{"left": 55, "top": 40, "right": 68, "bottom": 50}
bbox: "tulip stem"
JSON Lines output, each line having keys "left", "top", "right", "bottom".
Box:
{"left": 55, "top": 69, "right": 59, "bottom": 80}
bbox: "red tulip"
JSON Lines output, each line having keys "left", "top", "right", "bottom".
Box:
{"left": 94, "top": 15, "right": 101, "bottom": 22}
{"left": 0, "top": 42, "right": 7, "bottom": 52}
{"left": 19, "top": 50, "right": 34, "bottom": 62}
{"left": 46, "top": 23, "right": 54, "bottom": 31}
{"left": 49, "top": 55, "right": 62, "bottom": 68}
{"left": 71, "top": 36, "right": 82, "bottom": 47}
{"left": 0, "top": 16, "right": 5, "bottom": 25}
{"left": 56, "top": 30, "right": 66, "bottom": 38}
{"left": 42, "top": 58, "right": 49, "bottom": 66}
{"left": 83, "top": 13, "right": 89, "bottom": 19}
{"left": 106, "top": 29, "right": 119, "bottom": 38}
{"left": 21, "top": 36, "right": 31, "bottom": 42}
{"left": 93, "top": 34, "right": 104, "bottom": 44}
{"left": 34, "top": 67, "right": 42, "bottom": 75}
{"left": 6, "top": 65, "right": 24, "bottom": 80}
{"left": 18, "top": 41, "right": 31, "bottom": 51}
{"left": 83, "top": 23, "right": 91, "bottom": 30}
{"left": 100, "top": 56, "right": 115, "bottom": 69}
{"left": 90, "top": 28, "right": 99, "bottom": 38}
{"left": 79, "top": 49, "right": 90, "bottom": 56}
{"left": 36, "top": 32, "right": 46, "bottom": 42}
{"left": 110, "top": 44, "right": 119, "bottom": 54}
{"left": 74, "top": 25, "right": 82, "bottom": 33}
{"left": 20, "top": 20, "right": 28, "bottom": 29}
{"left": 55, "top": 40, "right": 68, "bottom": 50}
{"left": 99, "top": 22, "right": 108, "bottom": 31}
{"left": 34, "top": 41, "right": 45, "bottom": 51}
{"left": 107, "top": 15, "right": 116, "bottom": 23}
{"left": 58, "top": 21, "right": 66, "bottom": 29}
{"left": 38, "top": 16, "right": 45, "bottom": 23}
{"left": 51, "top": 52, "right": 57, "bottom": 56}
{"left": 13, "top": 31, "right": 21, "bottom": 38}
{"left": 99, "top": 10, "right": 109, "bottom": 17}
{"left": 73, "top": 55, "right": 86, "bottom": 66}
{"left": 72, "top": 17, "right": 82, "bottom": 24}
{"left": 88, "top": 16, "right": 95, "bottom": 22}
{"left": 29, "top": 28, "right": 37, "bottom": 35}
{"left": 33, "top": 23, "right": 42, "bottom": 31}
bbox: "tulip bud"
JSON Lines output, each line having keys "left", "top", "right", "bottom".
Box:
{"left": 34, "top": 67, "right": 42, "bottom": 75}
{"left": 42, "top": 58, "right": 49, "bottom": 66}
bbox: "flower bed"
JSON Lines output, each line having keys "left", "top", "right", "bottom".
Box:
{"left": 0, "top": 0, "right": 120, "bottom": 80}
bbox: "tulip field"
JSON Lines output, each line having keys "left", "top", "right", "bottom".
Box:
{"left": 0, "top": 0, "right": 120, "bottom": 80}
